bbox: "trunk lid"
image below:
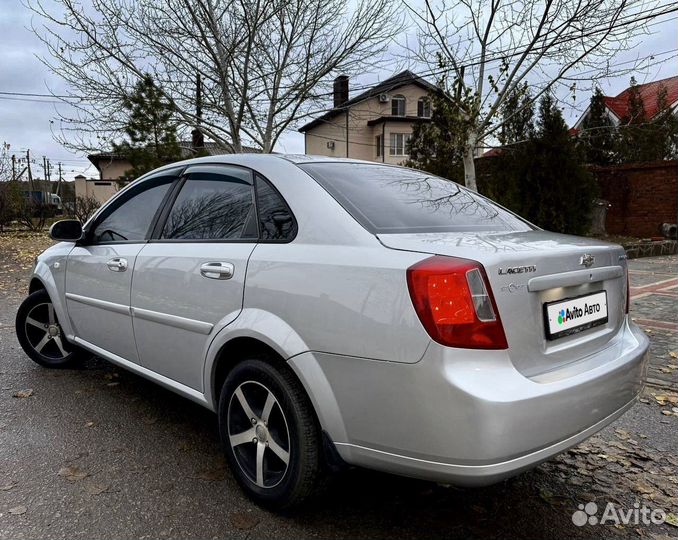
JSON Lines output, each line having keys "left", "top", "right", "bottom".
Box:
{"left": 378, "top": 230, "right": 628, "bottom": 377}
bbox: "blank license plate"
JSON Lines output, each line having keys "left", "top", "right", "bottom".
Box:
{"left": 544, "top": 291, "right": 608, "bottom": 340}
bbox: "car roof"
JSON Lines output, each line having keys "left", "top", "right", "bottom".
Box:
{"left": 148, "top": 153, "right": 380, "bottom": 174}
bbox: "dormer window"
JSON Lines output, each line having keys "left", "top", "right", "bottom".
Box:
{"left": 391, "top": 95, "right": 406, "bottom": 116}
{"left": 417, "top": 97, "right": 431, "bottom": 118}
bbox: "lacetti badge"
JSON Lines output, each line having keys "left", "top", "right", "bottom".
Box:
{"left": 557, "top": 302, "right": 602, "bottom": 325}
{"left": 498, "top": 265, "right": 537, "bottom": 275}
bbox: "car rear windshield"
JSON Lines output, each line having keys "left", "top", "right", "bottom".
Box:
{"left": 299, "top": 162, "right": 533, "bottom": 234}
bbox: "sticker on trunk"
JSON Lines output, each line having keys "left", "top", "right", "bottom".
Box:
{"left": 544, "top": 291, "right": 608, "bottom": 340}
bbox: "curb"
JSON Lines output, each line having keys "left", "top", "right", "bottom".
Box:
{"left": 623, "top": 240, "right": 677, "bottom": 259}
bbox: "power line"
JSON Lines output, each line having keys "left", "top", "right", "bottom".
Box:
{"left": 1, "top": 5, "right": 675, "bottom": 106}
{"left": 304, "top": 48, "right": 678, "bottom": 136}
{"left": 0, "top": 91, "right": 79, "bottom": 100}
{"left": 0, "top": 96, "right": 64, "bottom": 104}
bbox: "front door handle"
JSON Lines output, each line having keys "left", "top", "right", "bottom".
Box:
{"left": 200, "top": 262, "right": 234, "bottom": 280}
{"left": 107, "top": 257, "right": 128, "bottom": 272}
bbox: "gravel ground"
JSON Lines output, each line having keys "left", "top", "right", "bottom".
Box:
{"left": 0, "top": 233, "right": 676, "bottom": 540}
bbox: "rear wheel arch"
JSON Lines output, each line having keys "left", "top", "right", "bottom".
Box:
{"left": 211, "top": 337, "right": 293, "bottom": 410}
{"left": 209, "top": 337, "right": 347, "bottom": 459}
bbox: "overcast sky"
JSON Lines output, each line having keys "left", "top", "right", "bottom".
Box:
{"left": 1, "top": 0, "right": 676, "bottom": 181}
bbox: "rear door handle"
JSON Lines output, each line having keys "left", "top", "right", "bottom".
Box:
{"left": 107, "top": 257, "right": 128, "bottom": 272}
{"left": 200, "top": 262, "right": 234, "bottom": 280}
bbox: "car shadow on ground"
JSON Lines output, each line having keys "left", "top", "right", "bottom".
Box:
{"left": 37, "top": 354, "right": 605, "bottom": 540}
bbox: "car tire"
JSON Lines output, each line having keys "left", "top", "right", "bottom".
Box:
{"left": 15, "top": 289, "right": 86, "bottom": 368}
{"left": 218, "top": 358, "right": 323, "bottom": 510}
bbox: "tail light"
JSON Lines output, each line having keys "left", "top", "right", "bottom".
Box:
{"left": 407, "top": 256, "right": 508, "bottom": 349}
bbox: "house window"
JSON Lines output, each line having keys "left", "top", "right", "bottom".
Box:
{"left": 391, "top": 95, "right": 406, "bottom": 116}
{"left": 417, "top": 97, "right": 431, "bottom": 118}
{"left": 389, "top": 133, "right": 411, "bottom": 156}
{"left": 375, "top": 135, "right": 382, "bottom": 157}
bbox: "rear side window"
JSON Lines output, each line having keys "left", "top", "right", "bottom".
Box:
{"left": 299, "top": 162, "right": 532, "bottom": 234}
{"left": 255, "top": 175, "right": 296, "bottom": 241}
{"left": 161, "top": 166, "right": 256, "bottom": 240}
{"left": 91, "top": 174, "right": 175, "bottom": 243}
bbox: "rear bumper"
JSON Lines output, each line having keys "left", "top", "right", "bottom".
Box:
{"left": 290, "top": 317, "right": 649, "bottom": 485}
{"left": 334, "top": 395, "right": 637, "bottom": 485}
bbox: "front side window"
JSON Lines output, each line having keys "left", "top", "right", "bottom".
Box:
{"left": 391, "top": 95, "right": 406, "bottom": 116}
{"left": 161, "top": 166, "right": 256, "bottom": 240}
{"left": 299, "top": 162, "right": 533, "bottom": 234}
{"left": 417, "top": 97, "right": 431, "bottom": 118}
{"left": 90, "top": 173, "right": 176, "bottom": 243}
{"left": 389, "top": 133, "right": 411, "bottom": 156}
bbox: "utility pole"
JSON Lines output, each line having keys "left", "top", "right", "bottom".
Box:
{"left": 42, "top": 156, "right": 52, "bottom": 183}
{"left": 57, "top": 162, "right": 63, "bottom": 197}
{"left": 11, "top": 154, "right": 16, "bottom": 181}
{"left": 26, "top": 149, "right": 34, "bottom": 192}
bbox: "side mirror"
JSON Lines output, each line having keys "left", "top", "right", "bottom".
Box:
{"left": 49, "top": 219, "right": 83, "bottom": 242}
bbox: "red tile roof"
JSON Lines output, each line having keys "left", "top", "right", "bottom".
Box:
{"left": 481, "top": 147, "right": 503, "bottom": 157}
{"left": 603, "top": 75, "right": 678, "bottom": 121}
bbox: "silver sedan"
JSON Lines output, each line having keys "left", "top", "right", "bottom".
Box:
{"left": 16, "top": 155, "right": 649, "bottom": 509}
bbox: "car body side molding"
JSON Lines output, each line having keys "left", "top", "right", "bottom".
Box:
{"left": 65, "top": 292, "right": 130, "bottom": 316}
{"left": 131, "top": 306, "right": 214, "bottom": 335}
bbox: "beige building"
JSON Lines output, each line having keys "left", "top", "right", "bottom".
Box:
{"left": 299, "top": 71, "right": 437, "bottom": 164}
{"left": 88, "top": 152, "right": 133, "bottom": 182}
{"left": 73, "top": 174, "right": 121, "bottom": 205}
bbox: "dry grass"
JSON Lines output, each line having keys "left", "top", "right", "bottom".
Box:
{"left": 0, "top": 230, "right": 54, "bottom": 297}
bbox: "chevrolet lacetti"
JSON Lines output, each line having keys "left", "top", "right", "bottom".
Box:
{"left": 15, "top": 155, "right": 649, "bottom": 509}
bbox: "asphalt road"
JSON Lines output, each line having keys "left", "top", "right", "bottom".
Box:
{"left": 1, "top": 249, "right": 676, "bottom": 540}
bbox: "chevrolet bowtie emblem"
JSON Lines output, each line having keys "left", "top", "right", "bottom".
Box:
{"left": 580, "top": 254, "right": 595, "bottom": 267}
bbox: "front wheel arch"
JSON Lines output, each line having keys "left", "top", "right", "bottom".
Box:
{"left": 15, "top": 288, "right": 86, "bottom": 368}
{"left": 29, "top": 277, "right": 46, "bottom": 294}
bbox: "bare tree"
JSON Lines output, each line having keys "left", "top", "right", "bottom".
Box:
{"left": 17, "top": 199, "right": 49, "bottom": 232}
{"left": 30, "top": 0, "right": 400, "bottom": 153}
{"left": 73, "top": 195, "right": 101, "bottom": 223}
{"left": 407, "top": 0, "right": 669, "bottom": 190}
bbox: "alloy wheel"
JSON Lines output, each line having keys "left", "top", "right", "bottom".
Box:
{"left": 227, "top": 380, "right": 291, "bottom": 488}
{"left": 24, "top": 302, "right": 70, "bottom": 360}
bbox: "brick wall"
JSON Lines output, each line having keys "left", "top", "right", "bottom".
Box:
{"left": 592, "top": 160, "right": 678, "bottom": 238}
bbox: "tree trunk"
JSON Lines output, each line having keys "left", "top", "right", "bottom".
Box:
{"left": 462, "top": 137, "right": 478, "bottom": 192}
{"left": 230, "top": 134, "right": 243, "bottom": 153}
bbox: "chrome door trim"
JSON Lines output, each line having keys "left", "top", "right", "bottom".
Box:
{"left": 131, "top": 306, "right": 214, "bottom": 335}
{"left": 200, "top": 262, "right": 235, "bottom": 280}
{"left": 72, "top": 336, "right": 211, "bottom": 409}
{"left": 527, "top": 266, "right": 623, "bottom": 292}
{"left": 65, "top": 292, "right": 131, "bottom": 316}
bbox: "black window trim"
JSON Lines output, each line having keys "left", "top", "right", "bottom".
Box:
{"left": 81, "top": 166, "right": 187, "bottom": 246}
{"left": 147, "top": 162, "right": 298, "bottom": 244}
